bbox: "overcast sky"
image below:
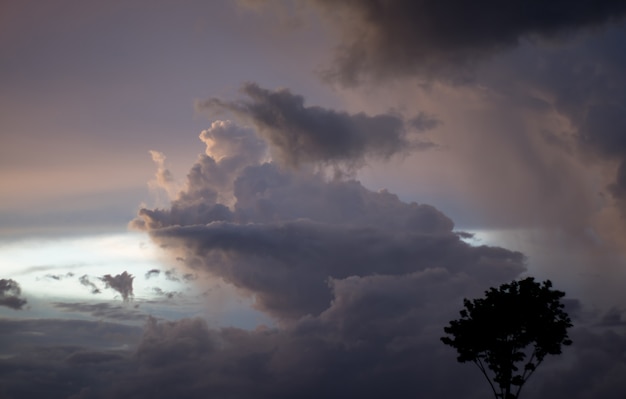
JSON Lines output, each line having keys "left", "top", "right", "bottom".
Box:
{"left": 1, "top": 1, "right": 626, "bottom": 398}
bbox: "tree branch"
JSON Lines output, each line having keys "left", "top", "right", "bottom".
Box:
{"left": 475, "top": 358, "right": 500, "bottom": 399}
{"left": 515, "top": 351, "right": 543, "bottom": 399}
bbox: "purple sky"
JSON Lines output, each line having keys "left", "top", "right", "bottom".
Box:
{"left": 1, "top": 1, "right": 626, "bottom": 398}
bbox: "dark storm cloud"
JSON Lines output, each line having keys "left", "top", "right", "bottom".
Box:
{"left": 0, "top": 278, "right": 28, "bottom": 310}
{"left": 475, "top": 26, "right": 626, "bottom": 221}
{"left": 199, "top": 83, "right": 436, "bottom": 168}
{"left": 532, "top": 327, "right": 626, "bottom": 398}
{"left": 100, "top": 271, "right": 134, "bottom": 302}
{"left": 65, "top": 351, "right": 127, "bottom": 365}
{"left": 1, "top": 313, "right": 624, "bottom": 398}
{"left": 0, "top": 318, "right": 142, "bottom": 353}
{"left": 597, "top": 307, "right": 626, "bottom": 327}
{"left": 0, "top": 318, "right": 140, "bottom": 399}
{"left": 152, "top": 220, "right": 523, "bottom": 320}
{"left": 304, "top": 0, "right": 626, "bottom": 84}
{"left": 557, "top": 31, "right": 626, "bottom": 210}
{"left": 79, "top": 275, "right": 101, "bottom": 294}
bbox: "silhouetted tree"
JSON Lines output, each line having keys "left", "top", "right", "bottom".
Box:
{"left": 441, "top": 277, "right": 572, "bottom": 399}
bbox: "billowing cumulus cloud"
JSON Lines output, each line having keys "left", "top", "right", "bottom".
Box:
{"left": 123, "top": 111, "right": 531, "bottom": 390}
{"left": 0, "top": 278, "right": 28, "bottom": 310}
{"left": 100, "top": 272, "right": 134, "bottom": 302}
{"left": 198, "top": 83, "right": 437, "bottom": 169}
{"left": 120, "top": 107, "right": 626, "bottom": 397}
{"left": 132, "top": 118, "right": 524, "bottom": 319}
{"left": 301, "top": 0, "right": 626, "bottom": 85}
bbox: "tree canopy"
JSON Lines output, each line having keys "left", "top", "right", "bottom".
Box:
{"left": 441, "top": 277, "right": 572, "bottom": 399}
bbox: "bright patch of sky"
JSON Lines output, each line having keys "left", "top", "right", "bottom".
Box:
{"left": 1, "top": 232, "right": 163, "bottom": 300}
{"left": 0, "top": 232, "right": 272, "bottom": 328}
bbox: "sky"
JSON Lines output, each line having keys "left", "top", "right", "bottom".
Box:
{"left": 1, "top": 0, "right": 626, "bottom": 398}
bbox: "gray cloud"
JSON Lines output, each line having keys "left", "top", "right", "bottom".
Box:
{"left": 303, "top": 0, "right": 626, "bottom": 85}
{"left": 79, "top": 275, "right": 102, "bottom": 295}
{"left": 1, "top": 309, "right": 624, "bottom": 398}
{"left": 151, "top": 287, "right": 180, "bottom": 299}
{"left": 131, "top": 119, "right": 524, "bottom": 322}
{"left": 53, "top": 302, "right": 146, "bottom": 322}
{"left": 460, "top": 25, "right": 626, "bottom": 240}
{"left": 164, "top": 269, "right": 180, "bottom": 282}
{"left": 541, "top": 29, "right": 626, "bottom": 215}
{"left": 596, "top": 307, "right": 626, "bottom": 327}
{"left": 0, "top": 318, "right": 140, "bottom": 399}
{"left": 42, "top": 272, "right": 75, "bottom": 281}
{"left": 0, "top": 278, "right": 28, "bottom": 310}
{"left": 161, "top": 268, "right": 198, "bottom": 283}
{"left": 65, "top": 351, "right": 127, "bottom": 365}
{"left": 198, "top": 83, "right": 436, "bottom": 169}
{"left": 100, "top": 272, "right": 134, "bottom": 302}
{"left": 144, "top": 269, "right": 160, "bottom": 279}
{"left": 152, "top": 220, "right": 523, "bottom": 320}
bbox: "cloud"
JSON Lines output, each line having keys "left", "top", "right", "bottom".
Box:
{"left": 100, "top": 272, "right": 134, "bottom": 302}
{"left": 0, "top": 318, "right": 142, "bottom": 352}
{"left": 79, "top": 275, "right": 102, "bottom": 295}
{"left": 458, "top": 25, "right": 626, "bottom": 246}
{"left": 533, "top": 28, "right": 626, "bottom": 220}
{"left": 596, "top": 307, "right": 626, "bottom": 327}
{"left": 0, "top": 312, "right": 624, "bottom": 398}
{"left": 42, "top": 272, "right": 75, "bottom": 281}
{"left": 152, "top": 220, "right": 523, "bottom": 320}
{"left": 151, "top": 287, "right": 176, "bottom": 299}
{"left": 124, "top": 59, "right": 626, "bottom": 394}
{"left": 53, "top": 302, "right": 146, "bottom": 322}
{"left": 0, "top": 318, "right": 140, "bottom": 399}
{"left": 164, "top": 269, "right": 180, "bottom": 282}
{"left": 302, "top": 0, "right": 626, "bottom": 85}
{"left": 145, "top": 269, "right": 160, "bottom": 279}
{"left": 0, "top": 278, "right": 28, "bottom": 310}
{"left": 148, "top": 150, "right": 179, "bottom": 200}
{"left": 161, "top": 268, "right": 198, "bottom": 283}
{"left": 65, "top": 350, "right": 127, "bottom": 365}
{"left": 132, "top": 118, "right": 524, "bottom": 322}
{"left": 198, "top": 83, "right": 436, "bottom": 169}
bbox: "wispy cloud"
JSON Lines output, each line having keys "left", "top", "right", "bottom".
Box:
{"left": 79, "top": 275, "right": 102, "bottom": 295}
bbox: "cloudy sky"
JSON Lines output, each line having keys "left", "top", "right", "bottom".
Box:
{"left": 1, "top": 1, "right": 626, "bottom": 398}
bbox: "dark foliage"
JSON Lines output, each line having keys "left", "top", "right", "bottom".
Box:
{"left": 441, "top": 277, "right": 572, "bottom": 399}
